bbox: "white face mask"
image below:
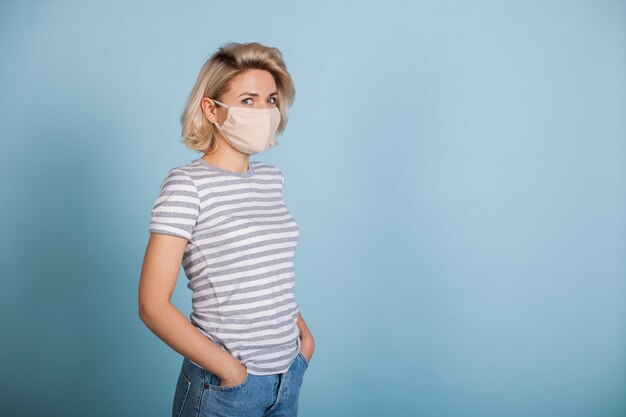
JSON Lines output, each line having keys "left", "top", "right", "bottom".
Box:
{"left": 210, "top": 99, "right": 281, "bottom": 155}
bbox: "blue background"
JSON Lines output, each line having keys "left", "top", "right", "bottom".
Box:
{"left": 0, "top": 1, "right": 624, "bottom": 416}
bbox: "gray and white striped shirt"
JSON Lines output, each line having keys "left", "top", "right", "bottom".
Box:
{"left": 149, "top": 157, "right": 301, "bottom": 375}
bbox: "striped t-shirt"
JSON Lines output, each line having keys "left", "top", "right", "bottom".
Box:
{"left": 148, "top": 157, "right": 301, "bottom": 375}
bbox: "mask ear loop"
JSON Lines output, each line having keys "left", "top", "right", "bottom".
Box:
{"left": 207, "top": 98, "right": 229, "bottom": 131}
{"left": 211, "top": 99, "right": 230, "bottom": 109}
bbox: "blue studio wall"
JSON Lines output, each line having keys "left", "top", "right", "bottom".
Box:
{"left": 0, "top": 1, "right": 624, "bottom": 416}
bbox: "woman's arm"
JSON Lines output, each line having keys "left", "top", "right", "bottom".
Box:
{"left": 296, "top": 311, "right": 316, "bottom": 364}
{"left": 138, "top": 233, "right": 247, "bottom": 387}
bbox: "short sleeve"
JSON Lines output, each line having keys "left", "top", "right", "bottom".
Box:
{"left": 149, "top": 168, "right": 200, "bottom": 240}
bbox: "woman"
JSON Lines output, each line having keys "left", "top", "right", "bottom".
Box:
{"left": 139, "top": 42, "right": 315, "bottom": 417}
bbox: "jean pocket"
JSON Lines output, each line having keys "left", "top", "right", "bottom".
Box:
{"left": 297, "top": 351, "right": 309, "bottom": 369}
{"left": 203, "top": 370, "right": 251, "bottom": 392}
{"left": 172, "top": 371, "right": 191, "bottom": 417}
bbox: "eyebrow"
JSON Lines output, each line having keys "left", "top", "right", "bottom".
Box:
{"left": 237, "top": 91, "right": 278, "bottom": 98}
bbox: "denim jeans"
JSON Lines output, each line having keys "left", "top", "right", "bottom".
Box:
{"left": 172, "top": 351, "right": 309, "bottom": 417}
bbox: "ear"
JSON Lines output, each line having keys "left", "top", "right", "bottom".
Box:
{"left": 201, "top": 98, "right": 219, "bottom": 123}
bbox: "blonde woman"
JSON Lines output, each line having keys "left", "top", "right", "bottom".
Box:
{"left": 139, "top": 42, "right": 315, "bottom": 417}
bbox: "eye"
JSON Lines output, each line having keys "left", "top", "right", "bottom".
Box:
{"left": 241, "top": 98, "right": 253, "bottom": 105}
{"left": 267, "top": 96, "right": 278, "bottom": 105}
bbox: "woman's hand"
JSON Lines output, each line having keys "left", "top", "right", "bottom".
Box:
{"left": 219, "top": 362, "right": 248, "bottom": 387}
{"left": 296, "top": 312, "right": 315, "bottom": 364}
{"left": 300, "top": 334, "right": 316, "bottom": 364}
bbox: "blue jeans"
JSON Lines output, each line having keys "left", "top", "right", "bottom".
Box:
{"left": 172, "top": 351, "right": 309, "bottom": 417}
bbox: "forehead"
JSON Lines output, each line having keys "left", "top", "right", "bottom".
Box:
{"left": 227, "top": 69, "right": 276, "bottom": 93}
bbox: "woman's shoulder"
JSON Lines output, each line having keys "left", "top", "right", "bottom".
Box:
{"left": 162, "top": 158, "right": 201, "bottom": 172}
{"left": 155, "top": 159, "right": 203, "bottom": 187}
{"left": 253, "top": 161, "right": 284, "bottom": 192}
{"left": 252, "top": 160, "right": 283, "bottom": 176}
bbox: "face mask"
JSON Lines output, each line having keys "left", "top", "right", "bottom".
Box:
{"left": 210, "top": 99, "right": 281, "bottom": 155}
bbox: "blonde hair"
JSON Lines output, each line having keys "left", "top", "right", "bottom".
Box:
{"left": 180, "top": 42, "right": 296, "bottom": 153}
